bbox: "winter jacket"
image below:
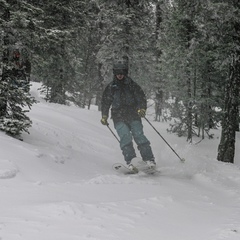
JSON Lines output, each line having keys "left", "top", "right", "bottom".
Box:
{"left": 101, "top": 76, "right": 147, "bottom": 124}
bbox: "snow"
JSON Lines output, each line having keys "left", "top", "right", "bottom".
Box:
{"left": 0, "top": 82, "right": 240, "bottom": 240}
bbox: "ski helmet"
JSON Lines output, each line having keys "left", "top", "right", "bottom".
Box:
{"left": 113, "top": 61, "right": 128, "bottom": 76}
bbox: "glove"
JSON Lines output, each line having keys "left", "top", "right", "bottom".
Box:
{"left": 137, "top": 109, "right": 146, "bottom": 118}
{"left": 100, "top": 115, "right": 109, "bottom": 125}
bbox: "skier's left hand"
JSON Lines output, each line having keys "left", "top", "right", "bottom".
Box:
{"left": 137, "top": 109, "right": 146, "bottom": 117}
{"left": 100, "top": 115, "right": 109, "bottom": 125}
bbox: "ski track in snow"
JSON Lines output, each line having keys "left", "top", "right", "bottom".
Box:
{"left": 0, "top": 82, "right": 240, "bottom": 240}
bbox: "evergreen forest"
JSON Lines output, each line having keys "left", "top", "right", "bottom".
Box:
{"left": 0, "top": 0, "right": 239, "bottom": 163}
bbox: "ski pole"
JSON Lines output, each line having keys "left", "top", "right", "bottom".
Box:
{"left": 107, "top": 124, "right": 120, "bottom": 143}
{"left": 144, "top": 117, "right": 185, "bottom": 162}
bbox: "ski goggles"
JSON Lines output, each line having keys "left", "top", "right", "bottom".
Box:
{"left": 113, "top": 69, "right": 128, "bottom": 75}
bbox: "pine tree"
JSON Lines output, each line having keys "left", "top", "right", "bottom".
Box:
{"left": 31, "top": 0, "right": 102, "bottom": 107}
{"left": 0, "top": 76, "right": 36, "bottom": 136}
{"left": 158, "top": 0, "right": 224, "bottom": 140}
{"left": 96, "top": 1, "right": 156, "bottom": 94}
{"left": 216, "top": 0, "right": 240, "bottom": 163}
{"left": 0, "top": 1, "right": 36, "bottom": 137}
{"left": 159, "top": 0, "right": 199, "bottom": 141}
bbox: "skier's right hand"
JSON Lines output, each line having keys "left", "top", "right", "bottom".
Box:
{"left": 101, "top": 115, "right": 109, "bottom": 125}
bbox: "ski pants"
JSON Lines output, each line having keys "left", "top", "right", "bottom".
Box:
{"left": 114, "top": 120, "right": 154, "bottom": 164}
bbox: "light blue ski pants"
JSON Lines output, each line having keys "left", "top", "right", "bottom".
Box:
{"left": 114, "top": 120, "right": 154, "bottom": 164}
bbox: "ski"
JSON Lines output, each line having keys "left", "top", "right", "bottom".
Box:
{"left": 112, "top": 163, "right": 139, "bottom": 175}
{"left": 112, "top": 159, "right": 159, "bottom": 175}
{"left": 131, "top": 157, "right": 159, "bottom": 174}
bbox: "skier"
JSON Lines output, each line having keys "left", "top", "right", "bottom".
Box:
{"left": 100, "top": 61, "right": 156, "bottom": 172}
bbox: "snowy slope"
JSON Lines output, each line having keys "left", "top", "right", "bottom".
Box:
{"left": 0, "top": 82, "right": 240, "bottom": 240}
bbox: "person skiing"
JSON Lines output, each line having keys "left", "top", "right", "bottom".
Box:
{"left": 100, "top": 60, "right": 156, "bottom": 172}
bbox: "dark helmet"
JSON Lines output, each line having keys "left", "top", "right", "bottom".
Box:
{"left": 113, "top": 61, "right": 128, "bottom": 76}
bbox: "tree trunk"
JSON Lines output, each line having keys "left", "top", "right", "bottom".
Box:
{"left": 154, "top": 1, "right": 163, "bottom": 121}
{"left": 186, "top": 69, "right": 192, "bottom": 142}
{"left": 217, "top": 52, "right": 240, "bottom": 163}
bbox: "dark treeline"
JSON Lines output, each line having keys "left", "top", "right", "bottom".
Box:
{"left": 0, "top": 0, "right": 239, "bottom": 163}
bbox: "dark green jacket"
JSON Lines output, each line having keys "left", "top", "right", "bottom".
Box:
{"left": 101, "top": 76, "right": 147, "bottom": 123}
